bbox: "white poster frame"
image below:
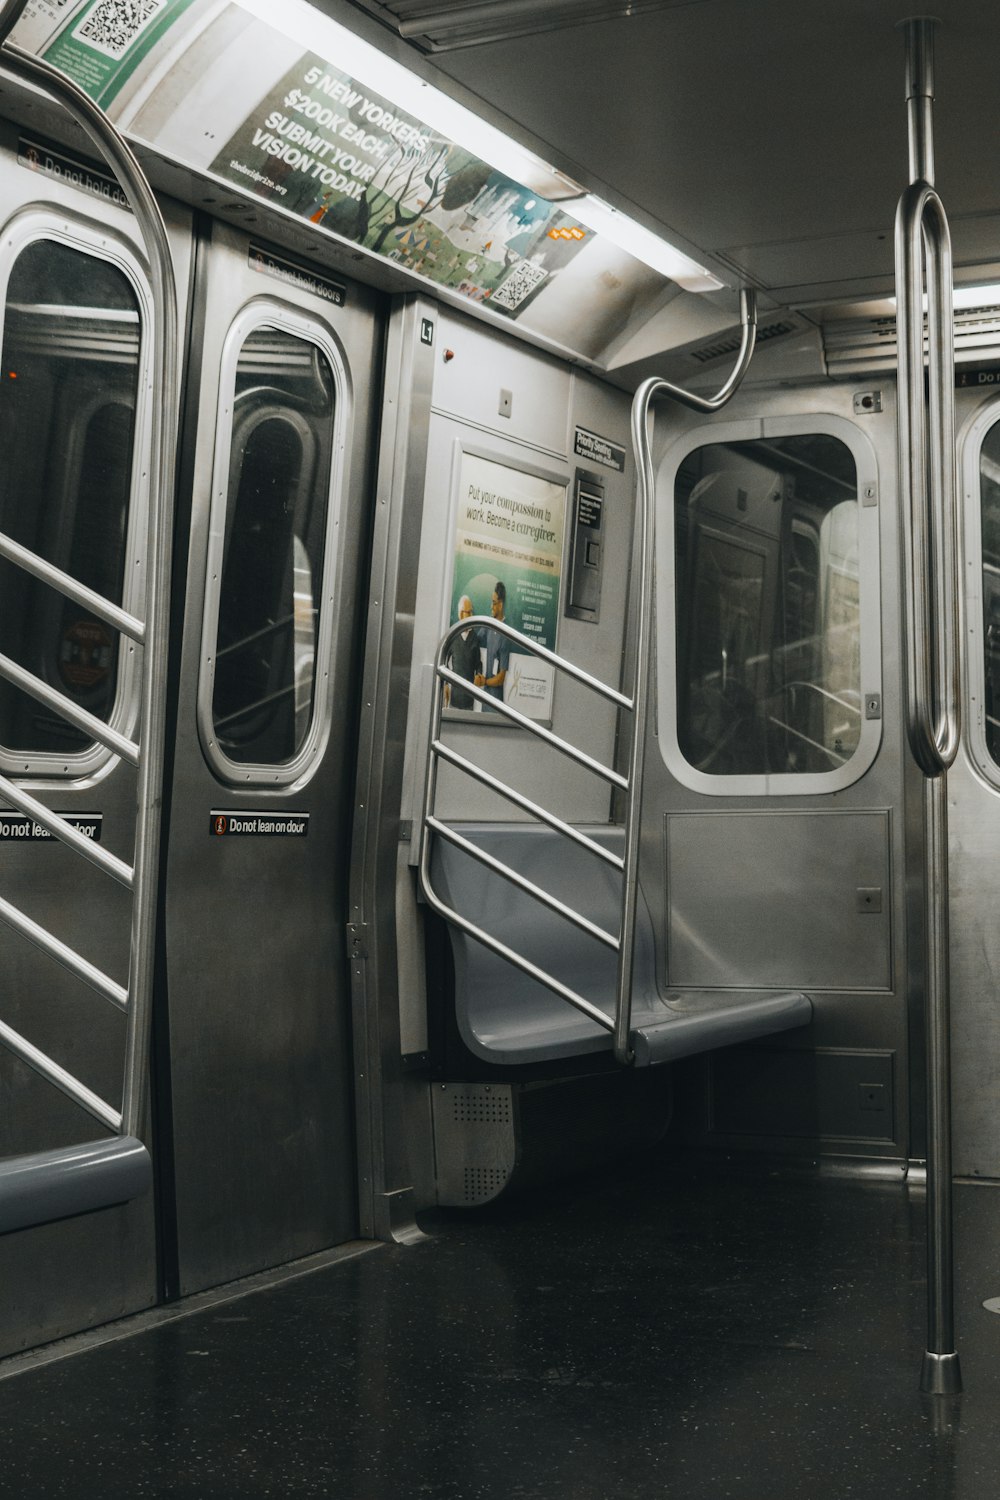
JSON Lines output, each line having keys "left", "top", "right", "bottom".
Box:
{"left": 442, "top": 440, "right": 569, "bottom": 727}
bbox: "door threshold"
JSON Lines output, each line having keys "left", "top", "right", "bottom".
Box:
{"left": 0, "top": 1238, "right": 382, "bottom": 1382}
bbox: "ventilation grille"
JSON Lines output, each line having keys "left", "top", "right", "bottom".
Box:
{"left": 824, "top": 304, "right": 1000, "bottom": 376}
{"left": 451, "top": 1090, "right": 512, "bottom": 1125}
{"left": 349, "top": 0, "right": 699, "bottom": 52}
{"left": 689, "top": 318, "right": 798, "bottom": 364}
{"left": 463, "top": 1165, "right": 510, "bottom": 1203}
{"left": 432, "top": 1083, "right": 517, "bottom": 1207}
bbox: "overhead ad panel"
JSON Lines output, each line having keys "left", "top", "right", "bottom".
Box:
{"left": 210, "top": 52, "right": 591, "bottom": 316}
{"left": 12, "top": 0, "right": 666, "bottom": 355}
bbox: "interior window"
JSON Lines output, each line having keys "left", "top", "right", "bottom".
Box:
{"left": 674, "top": 434, "right": 860, "bottom": 776}
{"left": 209, "top": 328, "right": 335, "bottom": 768}
{"left": 0, "top": 239, "right": 139, "bottom": 756}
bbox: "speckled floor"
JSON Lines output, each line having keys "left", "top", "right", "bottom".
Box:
{"left": 1, "top": 1158, "right": 999, "bottom": 1498}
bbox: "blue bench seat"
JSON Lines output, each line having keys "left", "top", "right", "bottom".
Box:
{"left": 430, "top": 823, "right": 812, "bottom": 1066}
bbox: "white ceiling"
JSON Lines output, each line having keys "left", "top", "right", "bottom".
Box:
{"left": 317, "top": 0, "right": 1000, "bottom": 313}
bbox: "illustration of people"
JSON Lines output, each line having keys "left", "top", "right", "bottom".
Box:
{"left": 445, "top": 594, "right": 480, "bottom": 710}
{"left": 475, "top": 580, "right": 510, "bottom": 708}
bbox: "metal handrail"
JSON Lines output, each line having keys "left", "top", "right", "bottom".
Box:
{"left": 893, "top": 15, "right": 962, "bottom": 1398}
{"left": 0, "top": 531, "right": 146, "bottom": 642}
{"left": 896, "top": 178, "right": 959, "bottom": 776}
{"left": 427, "top": 818, "right": 620, "bottom": 949}
{"left": 765, "top": 715, "right": 848, "bottom": 766}
{"left": 0, "top": 1015, "right": 121, "bottom": 1131}
{"left": 0, "top": 650, "right": 140, "bottom": 764}
{"left": 431, "top": 740, "right": 625, "bottom": 868}
{"left": 420, "top": 614, "right": 629, "bottom": 1043}
{"left": 0, "top": 771, "right": 133, "bottom": 887}
{"left": 420, "top": 288, "right": 756, "bottom": 1066}
{"left": 613, "top": 286, "right": 757, "bottom": 1061}
{"left": 0, "top": 16, "right": 179, "bottom": 1172}
{"left": 0, "top": 893, "right": 129, "bottom": 1012}
{"left": 437, "top": 648, "right": 629, "bottom": 788}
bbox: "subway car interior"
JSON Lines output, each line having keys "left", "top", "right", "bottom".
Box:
{"left": 4, "top": 0, "right": 1000, "bottom": 1494}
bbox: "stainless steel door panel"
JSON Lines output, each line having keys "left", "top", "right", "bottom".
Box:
{"left": 666, "top": 809, "right": 891, "bottom": 990}
{"left": 163, "top": 222, "right": 380, "bottom": 1293}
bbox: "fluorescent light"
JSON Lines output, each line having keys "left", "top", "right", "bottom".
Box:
{"left": 235, "top": 0, "right": 723, "bottom": 291}
{"left": 568, "top": 195, "right": 723, "bottom": 292}
{"left": 236, "top": 0, "right": 572, "bottom": 186}
{"left": 954, "top": 282, "right": 1000, "bottom": 309}
{"left": 889, "top": 282, "right": 1000, "bottom": 312}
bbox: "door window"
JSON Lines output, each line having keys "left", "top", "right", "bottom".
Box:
{"left": 200, "top": 316, "right": 344, "bottom": 784}
{"left": 0, "top": 234, "right": 145, "bottom": 772}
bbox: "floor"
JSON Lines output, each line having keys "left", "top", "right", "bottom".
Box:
{"left": 1, "top": 1157, "right": 999, "bottom": 1498}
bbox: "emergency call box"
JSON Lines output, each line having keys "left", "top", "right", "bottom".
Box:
{"left": 565, "top": 468, "right": 605, "bottom": 623}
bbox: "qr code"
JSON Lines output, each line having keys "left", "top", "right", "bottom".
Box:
{"left": 74, "top": 0, "right": 164, "bottom": 59}
{"left": 490, "top": 259, "right": 548, "bottom": 313}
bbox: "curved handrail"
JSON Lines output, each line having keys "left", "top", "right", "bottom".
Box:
{"left": 0, "top": 28, "right": 179, "bottom": 1147}
{"left": 617, "top": 287, "right": 757, "bottom": 1062}
{"left": 894, "top": 180, "right": 960, "bottom": 776}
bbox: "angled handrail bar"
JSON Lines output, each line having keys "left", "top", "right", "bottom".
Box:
{"left": 0, "top": 531, "right": 145, "bottom": 643}
{"left": 0, "top": 650, "right": 140, "bottom": 764}
{"left": 421, "top": 619, "right": 628, "bottom": 1038}
{"left": 438, "top": 663, "right": 628, "bottom": 788}
{"left": 428, "top": 817, "right": 620, "bottom": 949}
{"left": 431, "top": 740, "right": 625, "bottom": 868}
{"left": 421, "top": 889, "right": 617, "bottom": 1034}
{"left": 436, "top": 616, "right": 630, "bottom": 787}
{"left": 439, "top": 615, "right": 633, "bottom": 708}
{"left": 0, "top": 892, "right": 129, "bottom": 1011}
{"left": 0, "top": 1016, "right": 121, "bottom": 1131}
{"left": 0, "top": 772, "right": 134, "bottom": 887}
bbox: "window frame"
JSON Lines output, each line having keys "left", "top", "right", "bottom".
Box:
{"left": 656, "top": 413, "right": 883, "bottom": 797}
{"left": 197, "top": 299, "right": 350, "bottom": 788}
{"left": 0, "top": 207, "right": 153, "bottom": 782}
{"left": 959, "top": 394, "right": 1000, "bottom": 791}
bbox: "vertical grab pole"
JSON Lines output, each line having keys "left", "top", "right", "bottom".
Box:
{"left": 894, "top": 16, "right": 962, "bottom": 1396}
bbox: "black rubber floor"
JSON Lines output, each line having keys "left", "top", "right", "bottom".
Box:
{"left": 2, "top": 1158, "right": 999, "bottom": 1498}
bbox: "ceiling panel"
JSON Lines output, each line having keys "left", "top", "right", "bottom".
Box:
{"left": 325, "top": 0, "right": 1000, "bottom": 301}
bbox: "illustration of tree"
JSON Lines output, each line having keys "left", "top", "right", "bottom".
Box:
{"left": 328, "top": 142, "right": 493, "bottom": 254}
{"left": 367, "top": 140, "right": 451, "bottom": 253}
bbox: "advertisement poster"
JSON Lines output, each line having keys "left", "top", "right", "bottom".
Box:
{"left": 210, "top": 51, "right": 591, "bottom": 318}
{"left": 447, "top": 453, "right": 566, "bottom": 721}
{"left": 20, "top": 0, "right": 199, "bottom": 107}
{"left": 11, "top": 4, "right": 659, "bottom": 338}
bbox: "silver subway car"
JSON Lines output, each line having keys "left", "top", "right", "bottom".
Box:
{"left": 0, "top": 0, "right": 999, "bottom": 1425}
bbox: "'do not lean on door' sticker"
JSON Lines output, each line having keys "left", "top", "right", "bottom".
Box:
{"left": 0, "top": 813, "right": 102, "bottom": 841}
{"left": 209, "top": 811, "right": 310, "bottom": 837}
